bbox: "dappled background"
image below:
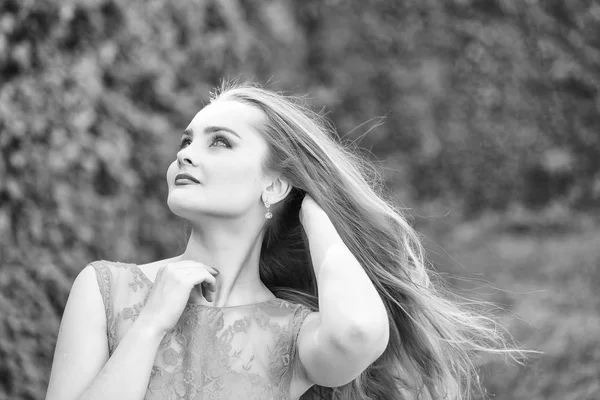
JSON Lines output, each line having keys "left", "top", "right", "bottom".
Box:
{"left": 1, "top": 0, "right": 599, "bottom": 399}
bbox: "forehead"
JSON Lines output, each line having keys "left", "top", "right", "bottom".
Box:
{"left": 187, "top": 100, "right": 266, "bottom": 136}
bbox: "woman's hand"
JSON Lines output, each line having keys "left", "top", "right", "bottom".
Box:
{"left": 299, "top": 193, "right": 342, "bottom": 261}
{"left": 137, "top": 260, "right": 219, "bottom": 335}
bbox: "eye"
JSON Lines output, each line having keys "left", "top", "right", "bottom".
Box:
{"left": 210, "top": 134, "right": 231, "bottom": 148}
{"left": 177, "top": 134, "right": 231, "bottom": 152}
{"left": 177, "top": 138, "right": 192, "bottom": 151}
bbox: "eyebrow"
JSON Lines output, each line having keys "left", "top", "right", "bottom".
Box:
{"left": 182, "top": 126, "right": 241, "bottom": 139}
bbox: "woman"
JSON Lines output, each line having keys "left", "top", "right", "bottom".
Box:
{"left": 45, "top": 82, "right": 523, "bottom": 400}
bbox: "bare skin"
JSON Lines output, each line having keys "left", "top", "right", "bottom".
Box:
{"left": 45, "top": 99, "right": 389, "bottom": 400}
{"left": 134, "top": 255, "right": 275, "bottom": 306}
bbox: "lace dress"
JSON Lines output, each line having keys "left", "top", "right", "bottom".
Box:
{"left": 91, "top": 260, "right": 313, "bottom": 400}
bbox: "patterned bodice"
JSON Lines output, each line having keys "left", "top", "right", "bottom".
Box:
{"left": 91, "top": 260, "right": 312, "bottom": 400}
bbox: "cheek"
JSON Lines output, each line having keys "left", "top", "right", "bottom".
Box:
{"left": 213, "top": 158, "right": 263, "bottom": 190}
{"left": 166, "top": 161, "right": 178, "bottom": 184}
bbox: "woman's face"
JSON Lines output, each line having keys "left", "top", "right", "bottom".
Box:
{"left": 166, "top": 100, "right": 271, "bottom": 221}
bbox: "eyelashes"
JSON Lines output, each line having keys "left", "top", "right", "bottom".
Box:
{"left": 177, "top": 134, "right": 231, "bottom": 151}
{"left": 178, "top": 138, "right": 192, "bottom": 150}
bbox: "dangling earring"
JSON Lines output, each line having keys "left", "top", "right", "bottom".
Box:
{"left": 264, "top": 198, "right": 272, "bottom": 219}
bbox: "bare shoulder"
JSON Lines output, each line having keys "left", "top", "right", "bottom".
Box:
{"left": 67, "top": 264, "right": 108, "bottom": 323}
{"left": 45, "top": 264, "right": 110, "bottom": 400}
{"left": 75, "top": 263, "right": 105, "bottom": 296}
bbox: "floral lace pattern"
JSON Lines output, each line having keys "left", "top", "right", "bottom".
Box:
{"left": 91, "top": 260, "right": 312, "bottom": 400}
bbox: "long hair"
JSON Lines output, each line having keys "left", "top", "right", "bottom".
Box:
{"left": 209, "top": 81, "right": 526, "bottom": 399}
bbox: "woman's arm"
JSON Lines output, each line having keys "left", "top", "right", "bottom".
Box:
{"left": 296, "top": 196, "right": 390, "bottom": 388}
{"left": 45, "top": 265, "right": 165, "bottom": 400}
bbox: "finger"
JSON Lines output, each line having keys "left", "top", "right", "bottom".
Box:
{"left": 185, "top": 269, "right": 217, "bottom": 286}
{"left": 198, "top": 279, "right": 216, "bottom": 302}
{"left": 202, "top": 285, "right": 215, "bottom": 302}
{"left": 190, "top": 285, "right": 205, "bottom": 303}
{"left": 192, "top": 283, "right": 214, "bottom": 303}
{"left": 190, "top": 278, "right": 216, "bottom": 303}
{"left": 201, "top": 275, "right": 217, "bottom": 302}
{"left": 203, "top": 277, "right": 217, "bottom": 292}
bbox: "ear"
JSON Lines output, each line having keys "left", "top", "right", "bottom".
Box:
{"left": 262, "top": 175, "right": 292, "bottom": 205}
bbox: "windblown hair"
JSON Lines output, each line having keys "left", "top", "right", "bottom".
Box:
{"left": 208, "top": 81, "right": 525, "bottom": 400}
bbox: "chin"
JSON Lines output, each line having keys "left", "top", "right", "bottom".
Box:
{"left": 167, "top": 192, "right": 201, "bottom": 218}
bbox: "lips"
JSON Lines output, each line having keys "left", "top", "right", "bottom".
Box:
{"left": 175, "top": 173, "right": 200, "bottom": 185}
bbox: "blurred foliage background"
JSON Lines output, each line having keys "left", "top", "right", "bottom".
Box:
{"left": 1, "top": 0, "right": 599, "bottom": 399}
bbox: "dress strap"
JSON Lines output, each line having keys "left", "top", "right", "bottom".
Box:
{"left": 90, "top": 260, "right": 116, "bottom": 353}
{"left": 288, "top": 304, "right": 313, "bottom": 374}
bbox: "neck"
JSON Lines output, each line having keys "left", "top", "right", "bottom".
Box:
{"left": 176, "top": 216, "right": 274, "bottom": 307}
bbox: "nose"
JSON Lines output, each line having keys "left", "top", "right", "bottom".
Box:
{"left": 177, "top": 149, "right": 195, "bottom": 168}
